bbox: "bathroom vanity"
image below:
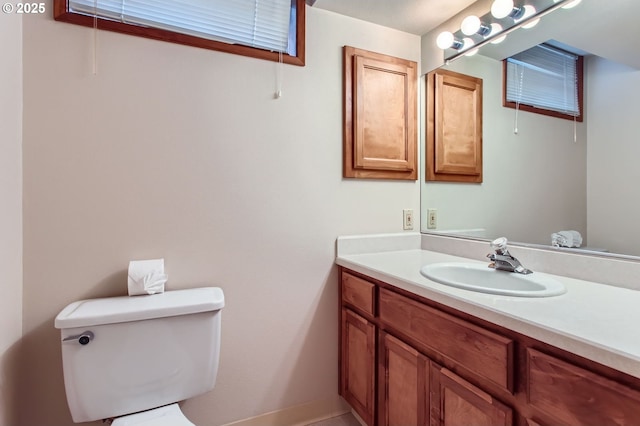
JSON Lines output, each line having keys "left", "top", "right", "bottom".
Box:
{"left": 336, "top": 234, "right": 640, "bottom": 426}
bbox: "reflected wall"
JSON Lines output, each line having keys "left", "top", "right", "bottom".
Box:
{"left": 421, "top": 53, "right": 587, "bottom": 246}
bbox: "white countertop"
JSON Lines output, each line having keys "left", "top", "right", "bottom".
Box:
{"left": 336, "top": 241, "right": 640, "bottom": 378}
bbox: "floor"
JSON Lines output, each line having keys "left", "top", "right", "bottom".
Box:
{"left": 307, "top": 413, "right": 361, "bottom": 426}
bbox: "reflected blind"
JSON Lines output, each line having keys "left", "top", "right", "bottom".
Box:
{"left": 506, "top": 44, "right": 580, "bottom": 116}
{"left": 69, "top": 0, "right": 295, "bottom": 54}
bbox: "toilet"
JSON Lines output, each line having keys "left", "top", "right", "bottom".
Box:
{"left": 54, "top": 287, "right": 225, "bottom": 425}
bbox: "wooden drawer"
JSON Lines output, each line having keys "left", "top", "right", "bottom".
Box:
{"left": 342, "top": 272, "right": 375, "bottom": 317}
{"left": 379, "top": 288, "right": 513, "bottom": 391}
{"left": 527, "top": 348, "right": 640, "bottom": 425}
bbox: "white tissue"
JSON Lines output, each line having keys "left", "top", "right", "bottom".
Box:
{"left": 127, "top": 258, "right": 168, "bottom": 296}
{"left": 551, "top": 230, "right": 583, "bottom": 248}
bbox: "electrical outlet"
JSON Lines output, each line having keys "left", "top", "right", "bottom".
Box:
{"left": 403, "top": 209, "right": 414, "bottom": 230}
{"left": 427, "top": 209, "right": 437, "bottom": 229}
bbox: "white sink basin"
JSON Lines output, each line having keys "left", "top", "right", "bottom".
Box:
{"left": 420, "top": 262, "right": 566, "bottom": 297}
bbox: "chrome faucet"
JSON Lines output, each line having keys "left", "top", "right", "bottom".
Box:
{"left": 487, "top": 237, "right": 532, "bottom": 275}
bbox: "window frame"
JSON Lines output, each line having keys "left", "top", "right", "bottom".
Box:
{"left": 502, "top": 49, "right": 584, "bottom": 122}
{"left": 53, "top": 0, "right": 306, "bottom": 66}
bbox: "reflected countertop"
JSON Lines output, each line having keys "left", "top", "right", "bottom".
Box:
{"left": 336, "top": 234, "right": 640, "bottom": 379}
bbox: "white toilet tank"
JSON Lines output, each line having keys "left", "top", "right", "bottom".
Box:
{"left": 55, "top": 287, "right": 224, "bottom": 423}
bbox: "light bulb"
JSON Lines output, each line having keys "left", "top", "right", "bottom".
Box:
{"left": 461, "top": 15, "right": 481, "bottom": 36}
{"left": 491, "top": 34, "right": 507, "bottom": 44}
{"left": 516, "top": 5, "right": 536, "bottom": 21}
{"left": 465, "top": 48, "right": 479, "bottom": 57}
{"left": 462, "top": 37, "right": 475, "bottom": 51}
{"left": 562, "top": 0, "right": 582, "bottom": 9}
{"left": 523, "top": 17, "right": 540, "bottom": 29}
{"left": 436, "top": 31, "right": 454, "bottom": 49}
{"left": 488, "top": 23, "right": 507, "bottom": 44}
{"left": 491, "top": 0, "right": 514, "bottom": 19}
{"left": 516, "top": 5, "right": 538, "bottom": 28}
{"left": 488, "top": 23, "right": 502, "bottom": 35}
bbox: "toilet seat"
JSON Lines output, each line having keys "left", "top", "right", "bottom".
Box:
{"left": 111, "top": 404, "right": 195, "bottom": 426}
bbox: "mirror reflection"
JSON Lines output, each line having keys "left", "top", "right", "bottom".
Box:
{"left": 421, "top": 1, "right": 640, "bottom": 258}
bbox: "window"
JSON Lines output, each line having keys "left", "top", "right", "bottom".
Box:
{"left": 503, "top": 43, "right": 583, "bottom": 121}
{"left": 53, "top": 0, "right": 306, "bottom": 66}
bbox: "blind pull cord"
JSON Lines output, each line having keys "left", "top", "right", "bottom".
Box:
{"left": 274, "top": 50, "right": 283, "bottom": 99}
{"left": 92, "top": 0, "right": 98, "bottom": 75}
{"left": 514, "top": 64, "right": 525, "bottom": 135}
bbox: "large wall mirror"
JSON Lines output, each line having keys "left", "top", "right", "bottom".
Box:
{"left": 420, "top": 1, "right": 640, "bottom": 258}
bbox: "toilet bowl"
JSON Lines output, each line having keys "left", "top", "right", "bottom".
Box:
{"left": 55, "top": 287, "right": 224, "bottom": 424}
{"left": 111, "top": 404, "right": 194, "bottom": 426}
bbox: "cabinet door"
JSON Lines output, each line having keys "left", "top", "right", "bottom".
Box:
{"left": 425, "top": 68, "right": 483, "bottom": 183}
{"left": 431, "top": 362, "right": 513, "bottom": 426}
{"left": 379, "top": 332, "right": 429, "bottom": 426}
{"left": 343, "top": 46, "right": 418, "bottom": 180}
{"left": 341, "top": 308, "right": 376, "bottom": 426}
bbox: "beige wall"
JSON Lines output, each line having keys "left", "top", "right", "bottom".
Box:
{"left": 20, "top": 4, "right": 420, "bottom": 426}
{"left": 586, "top": 56, "right": 640, "bottom": 256}
{"left": 0, "top": 10, "right": 23, "bottom": 426}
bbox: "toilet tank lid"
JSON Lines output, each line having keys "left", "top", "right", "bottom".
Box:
{"left": 54, "top": 287, "right": 224, "bottom": 329}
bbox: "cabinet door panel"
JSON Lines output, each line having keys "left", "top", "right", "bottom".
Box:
{"left": 431, "top": 363, "right": 513, "bottom": 426}
{"left": 354, "top": 56, "right": 414, "bottom": 172}
{"left": 343, "top": 46, "right": 417, "bottom": 180}
{"left": 527, "top": 348, "right": 640, "bottom": 425}
{"left": 341, "top": 308, "right": 376, "bottom": 426}
{"left": 379, "top": 332, "right": 428, "bottom": 426}
{"left": 426, "top": 69, "right": 482, "bottom": 182}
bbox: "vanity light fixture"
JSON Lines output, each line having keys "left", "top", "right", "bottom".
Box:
{"left": 436, "top": 0, "right": 581, "bottom": 62}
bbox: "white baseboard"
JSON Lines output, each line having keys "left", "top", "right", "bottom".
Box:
{"left": 349, "top": 408, "right": 367, "bottom": 426}
{"left": 221, "top": 396, "right": 351, "bottom": 426}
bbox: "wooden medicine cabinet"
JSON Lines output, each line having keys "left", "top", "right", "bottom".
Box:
{"left": 425, "top": 69, "right": 483, "bottom": 183}
{"left": 343, "top": 46, "right": 417, "bottom": 180}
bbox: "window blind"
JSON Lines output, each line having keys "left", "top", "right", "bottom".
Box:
{"left": 69, "top": 0, "right": 294, "bottom": 54}
{"left": 506, "top": 44, "right": 580, "bottom": 116}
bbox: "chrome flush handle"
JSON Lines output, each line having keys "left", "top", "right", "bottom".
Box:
{"left": 63, "top": 331, "right": 94, "bottom": 345}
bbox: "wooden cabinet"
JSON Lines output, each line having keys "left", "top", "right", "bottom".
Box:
{"left": 431, "top": 363, "right": 512, "bottom": 426}
{"left": 340, "top": 269, "right": 512, "bottom": 426}
{"left": 339, "top": 268, "right": 640, "bottom": 426}
{"left": 425, "top": 69, "right": 483, "bottom": 183}
{"left": 379, "top": 288, "right": 513, "bottom": 392}
{"left": 341, "top": 308, "right": 376, "bottom": 426}
{"left": 526, "top": 349, "right": 640, "bottom": 425}
{"left": 343, "top": 46, "right": 417, "bottom": 180}
{"left": 379, "top": 332, "right": 429, "bottom": 426}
